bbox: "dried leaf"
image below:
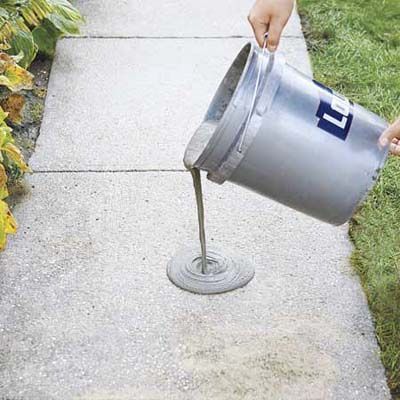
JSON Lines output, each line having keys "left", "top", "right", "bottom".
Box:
{"left": 1, "top": 93, "right": 25, "bottom": 124}
{"left": 0, "top": 163, "right": 7, "bottom": 187}
{"left": 2, "top": 142, "right": 31, "bottom": 172}
{"left": 0, "top": 206, "right": 5, "bottom": 249}
{"left": 0, "top": 184, "right": 8, "bottom": 200}
{"left": 0, "top": 199, "right": 17, "bottom": 250}
{"left": 0, "top": 52, "right": 34, "bottom": 91}
{"left": 0, "top": 164, "right": 8, "bottom": 200}
{"left": 5, "top": 207, "right": 17, "bottom": 234}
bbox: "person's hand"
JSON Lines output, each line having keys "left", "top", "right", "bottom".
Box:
{"left": 379, "top": 117, "right": 400, "bottom": 155}
{"left": 248, "top": 0, "right": 295, "bottom": 51}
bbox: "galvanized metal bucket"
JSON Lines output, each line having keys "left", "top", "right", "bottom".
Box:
{"left": 184, "top": 43, "right": 389, "bottom": 225}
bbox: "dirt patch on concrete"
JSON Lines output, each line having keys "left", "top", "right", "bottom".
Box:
{"left": 178, "top": 315, "right": 340, "bottom": 399}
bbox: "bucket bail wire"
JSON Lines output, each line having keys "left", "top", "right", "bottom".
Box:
{"left": 238, "top": 33, "right": 271, "bottom": 153}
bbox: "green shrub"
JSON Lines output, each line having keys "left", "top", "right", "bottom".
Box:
{"left": 0, "top": 0, "right": 83, "bottom": 250}
{"left": 299, "top": 0, "right": 400, "bottom": 392}
{"left": 0, "top": 0, "right": 84, "bottom": 67}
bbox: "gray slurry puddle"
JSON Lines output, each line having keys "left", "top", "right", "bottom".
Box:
{"left": 167, "top": 166, "right": 255, "bottom": 294}
{"left": 167, "top": 123, "right": 255, "bottom": 294}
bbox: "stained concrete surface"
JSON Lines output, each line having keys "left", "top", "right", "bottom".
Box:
{"left": 0, "top": 1, "right": 391, "bottom": 399}
{"left": 0, "top": 173, "right": 390, "bottom": 399}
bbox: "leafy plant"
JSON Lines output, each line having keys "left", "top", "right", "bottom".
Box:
{"left": 0, "top": 106, "right": 28, "bottom": 250}
{"left": 0, "top": 0, "right": 83, "bottom": 251}
{"left": 0, "top": 52, "right": 32, "bottom": 250}
{"left": 0, "top": 0, "right": 84, "bottom": 67}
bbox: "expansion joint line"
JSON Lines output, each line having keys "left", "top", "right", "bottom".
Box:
{"left": 63, "top": 35, "right": 303, "bottom": 40}
{"left": 33, "top": 169, "right": 187, "bottom": 174}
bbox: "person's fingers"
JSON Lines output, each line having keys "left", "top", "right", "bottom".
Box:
{"left": 266, "top": 16, "right": 285, "bottom": 52}
{"left": 248, "top": 14, "right": 269, "bottom": 47}
{"left": 390, "top": 141, "right": 400, "bottom": 156}
{"left": 379, "top": 118, "right": 400, "bottom": 147}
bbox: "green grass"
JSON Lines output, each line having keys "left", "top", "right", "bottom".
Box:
{"left": 298, "top": 0, "right": 400, "bottom": 393}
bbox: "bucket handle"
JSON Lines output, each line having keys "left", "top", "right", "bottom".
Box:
{"left": 237, "top": 34, "right": 271, "bottom": 153}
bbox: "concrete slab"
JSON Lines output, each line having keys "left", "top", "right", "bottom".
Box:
{"left": 0, "top": 172, "right": 390, "bottom": 400}
{"left": 31, "top": 37, "right": 311, "bottom": 171}
{"left": 75, "top": 0, "right": 303, "bottom": 38}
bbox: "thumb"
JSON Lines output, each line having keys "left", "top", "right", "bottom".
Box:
{"left": 248, "top": 15, "right": 269, "bottom": 47}
{"left": 267, "top": 17, "right": 285, "bottom": 52}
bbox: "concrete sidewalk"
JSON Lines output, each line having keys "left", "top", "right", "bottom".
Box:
{"left": 0, "top": 1, "right": 391, "bottom": 399}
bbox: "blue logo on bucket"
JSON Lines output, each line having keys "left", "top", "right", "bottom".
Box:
{"left": 314, "top": 80, "right": 353, "bottom": 141}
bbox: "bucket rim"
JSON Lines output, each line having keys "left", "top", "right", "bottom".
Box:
{"left": 199, "top": 45, "right": 285, "bottom": 184}
{"left": 197, "top": 42, "right": 256, "bottom": 169}
{"left": 189, "top": 42, "right": 257, "bottom": 172}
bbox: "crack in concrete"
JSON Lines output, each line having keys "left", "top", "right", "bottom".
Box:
{"left": 33, "top": 169, "right": 187, "bottom": 174}
{"left": 63, "top": 35, "right": 304, "bottom": 40}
